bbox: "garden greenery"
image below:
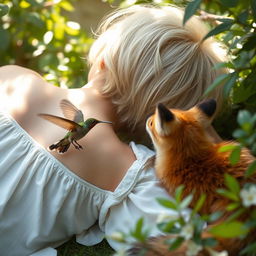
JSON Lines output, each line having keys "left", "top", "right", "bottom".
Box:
{"left": 0, "top": 0, "right": 92, "bottom": 88}
{"left": 1, "top": 0, "right": 256, "bottom": 255}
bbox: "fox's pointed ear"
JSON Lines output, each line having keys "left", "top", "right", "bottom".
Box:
{"left": 197, "top": 99, "right": 216, "bottom": 118}
{"left": 157, "top": 103, "right": 174, "bottom": 122}
{"left": 156, "top": 103, "right": 174, "bottom": 136}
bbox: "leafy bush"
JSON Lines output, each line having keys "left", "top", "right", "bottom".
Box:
{"left": 0, "top": 0, "right": 92, "bottom": 88}
{"left": 111, "top": 179, "right": 256, "bottom": 255}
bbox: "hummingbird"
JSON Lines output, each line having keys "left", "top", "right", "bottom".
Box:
{"left": 38, "top": 99, "right": 113, "bottom": 154}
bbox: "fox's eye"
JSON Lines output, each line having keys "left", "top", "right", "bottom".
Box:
{"left": 149, "top": 120, "right": 153, "bottom": 126}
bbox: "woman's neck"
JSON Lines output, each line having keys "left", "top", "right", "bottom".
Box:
{"left": 76, "top": 79, "right": 117, "bottom": 127}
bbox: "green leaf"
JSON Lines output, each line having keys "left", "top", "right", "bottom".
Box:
{"left": 38, "top": 54, "right": 59, "bottom": 71}
{"left": 229, "top": 146, "right": 242, "bottom": 165}
{"left": 179, "top": 194, "right": 193, "bottom": 209}
{"left": 216, "top": 17, "right": 235, "bottom": 23}
{"left": 218, "top": 144, "right": 237, "bottom": 153}
{"left": 158, "top": 223, "right": 180, "bottom": 234}
{"left": 252, "top": 0, "right": 256, "bottom": 20}
{"left": 213, "top": 61, "right": 234, "bottom": 70}
{"left": 220, "top": 0, "right": 238, "bottom": 7}
{"left": 157, "top": 198, "right": 178, "bottom": 210}
{"left": 60, "top": 1, "right": 74, "bottom": 11}
{"left": 135, "top": 218, "right": 143, "bottom": 235}
{"left": 203, "top": 20, "right": 233, "bottom": 40}
{"left": 237, "top": 10, "right": 249, "bottom": 25}
{"left": 209, "top": 221, "right": 249, "bottom": 238}
{"left": 27, "top": 13, "right": 45, "bottom": 28}
{"left": 217, "top": 188, "right": 239, "bottom": 201}
{"left": 192, "top": 194, "right": 206, "bottom": 214}
{"left": 0, "top": 4, "right": 9, "bottom": 17}
{"left": 237, "top": 110, "right": 252, "bottom": 127}
{"left": 226, "top": 202, "right": 240, "bottom": 211}
{"left": 245, "top": 160, "right": 256, "bottom": 178}
{"left": 202, "top": 237, "right": 217, "bottom": 247}
{"left": 166, "top": 237, "right": 185, "bottom": 251}
{"left": 204, "top": 73, "right": 229, "bottom": 96}
{"left": 26, "top": 0, "right": 40, "bottom": 6}
{"left": 233, "top": 82, "right": 256, "bottom": 104}
{"left": 243, "top": 34, "right": 256, "bottom": 51}
{"left": 161, "top": 220, "right": 177, "bottom": 233}
{"left": 208, "top": 211, "right": 223, "bottom": 222}
{"left": 0, "top": 27, "right": 10, "bottom": 51}
{"left": 54, "top": 20, "right": 65, "bottom": 40}
{"left": 223, "top": 72, "right": 237, "bottom": 98}
{"left": 226, "top": 208, "right": 245, "bottom": 222}
{"left": 224, "top": 173, "right": 240, "bottom": 195}
{"left": 20, "top": 0, "right": 31, "bottom": 8}
{"left": 193, "top": 217, "right": 206, "bottom": 236}
{"left": 130, "top": 218, "right": 148, "bottom": 242}
{"left": 233, "top": 51, "right": 251, "bottom": 69}
{"left": 175, "top": 185, "right": 184, "bottom": 203}
{"left": 232, "top": 129, "right": 247, "bottom": 139}
{"left": 183, "top": 0, "right": 202, "bottom": 25}
{"left": 240, "top": 241, "right": 256, "bottom": 255}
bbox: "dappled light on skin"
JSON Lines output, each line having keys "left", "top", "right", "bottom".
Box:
{"left": 67, "top": 89, "right": 86, "bottom": 105}
{"left": 0, "top": 76, "right": 31, "bottom": 115}
{"left": 82, "top": 81, "right": 102, "bottom": 97}
{"left": 83, "top": 80, "right": 94, "bottom": 89}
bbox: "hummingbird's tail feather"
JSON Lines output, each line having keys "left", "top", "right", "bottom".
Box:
{"left": 48, "top": 139, "right": 71, "bottom": 154}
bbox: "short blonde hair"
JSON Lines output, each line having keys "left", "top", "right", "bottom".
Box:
{"left": 89, "top": 4, "right": 226, "bottom": 133}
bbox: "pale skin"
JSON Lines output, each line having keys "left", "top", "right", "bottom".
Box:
{"left": 0, "top": 65, "right": 136, "bottom": 191}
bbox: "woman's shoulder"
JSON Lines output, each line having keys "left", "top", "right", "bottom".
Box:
{"left": 0, "top": 65, "right": 62, "bottom": 119}
{"left": 0, "top": 65, "right": 48, "bottom": 97}
{"left": 0, "top": 64, "right": 42, "bottom": 77}
{"left": 0, "top": 65, "right": 56, "bottom": 97}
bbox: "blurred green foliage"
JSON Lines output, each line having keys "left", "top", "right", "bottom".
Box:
{"left": 0, "top": 0, "right": 93, "bottom": 88}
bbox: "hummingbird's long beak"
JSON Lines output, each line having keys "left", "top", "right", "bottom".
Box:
{"left": 99, "top": 121, "right": 113, "bottom": 124}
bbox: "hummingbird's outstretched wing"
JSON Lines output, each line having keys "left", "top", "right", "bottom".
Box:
{"left": 38, "top": 114, "right": 81, "bottom": 131}
{"left": 60, "top": 99, "right": 84, "bottom": 123}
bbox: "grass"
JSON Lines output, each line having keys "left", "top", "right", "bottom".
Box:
{"left": 57, "top": 237, "right": 114, "bottom": 256}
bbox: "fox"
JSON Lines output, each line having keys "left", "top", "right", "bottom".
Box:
{"left": 129, "top": 99, "right": 256, "bottom": 256}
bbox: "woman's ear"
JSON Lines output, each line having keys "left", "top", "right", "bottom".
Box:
{"left": 88, "top": 59, "right": 106, "bottom": 81}
{"left": 99, "top": 59, "right": 105, "bottom": 70}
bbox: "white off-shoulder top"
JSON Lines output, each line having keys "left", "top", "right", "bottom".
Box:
{"left": 0, "top": 111, "right": 176, "bottom": 256}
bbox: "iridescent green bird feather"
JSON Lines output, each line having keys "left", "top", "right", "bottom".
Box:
{"left": 38, "top": 99, "right": 112, "bottom": 154}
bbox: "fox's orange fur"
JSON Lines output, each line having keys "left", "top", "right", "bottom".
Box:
{"left": 131, "top": 99, "right": 255, "bottom": 256}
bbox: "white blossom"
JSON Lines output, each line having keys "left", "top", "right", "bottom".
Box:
{"left": 180, "top": 223, "right": 194, "bottom": 240}
{"left": 240, "top": 185, "right": 256, "bottom": 207}
{"left": 156, "top": 211, "right": 179, "bottom": 223}
{"left": 113, "top": 249, "right": 127, "bottom": 256}
{"left": 186, "top": 241, "right": 203, "bottom": 256}
{"left": 109, "top": 232, "right": 125, "bottom": 243}
{"left": 208, "top": 248, "right": 229, "bottom": 256}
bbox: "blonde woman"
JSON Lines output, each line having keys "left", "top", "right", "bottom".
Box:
{"left": 0, "top": 5, "right": 225, "bottom": 256}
